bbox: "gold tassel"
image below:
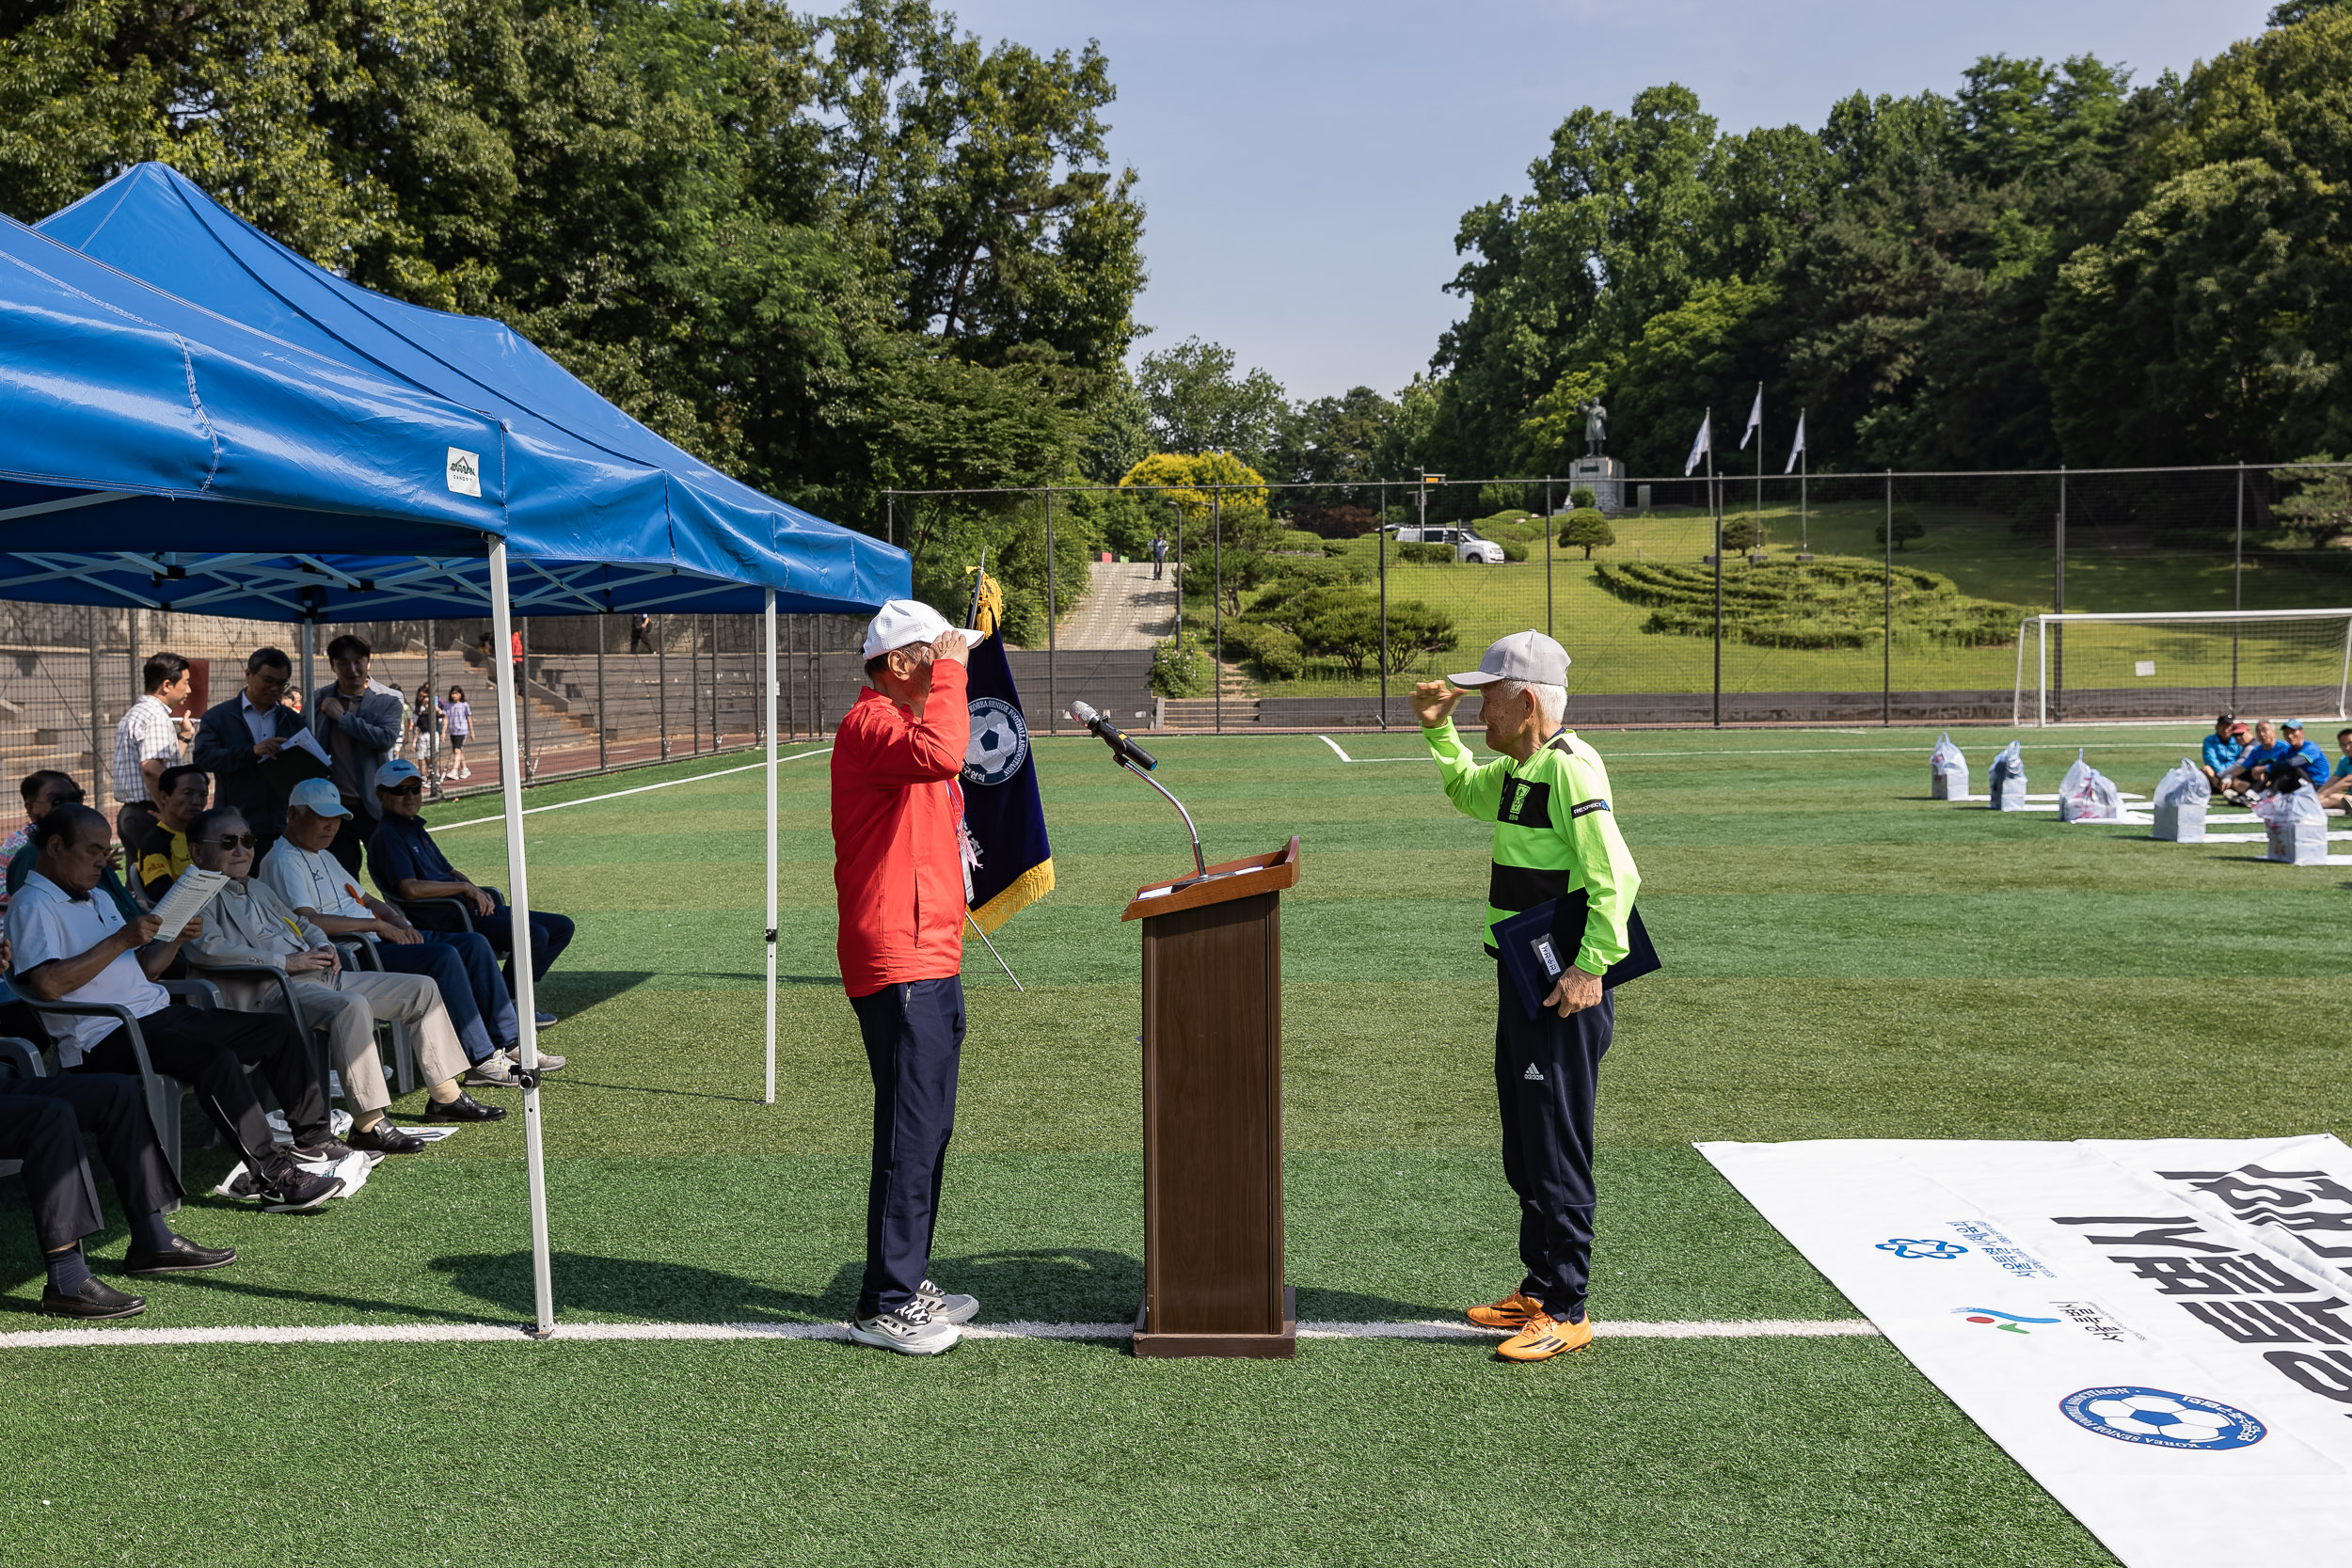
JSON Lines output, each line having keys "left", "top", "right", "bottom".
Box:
{"left": 970, "top": 858, "right": 1054, "bottom": 936}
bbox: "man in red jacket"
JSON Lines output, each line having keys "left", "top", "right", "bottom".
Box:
{"left": 833, "top": 599, "right": 986, "bottom": 1355}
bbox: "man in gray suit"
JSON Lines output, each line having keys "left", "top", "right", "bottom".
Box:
{"left": 312, "top": 634, "right": 406, "bottom": 874}
{"left": 190, "top": 647, "right": 308, "bottom": 863}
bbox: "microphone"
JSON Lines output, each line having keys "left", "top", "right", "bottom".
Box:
{"left": 1068, "top": 701, "right": 1157, "bottom": 771}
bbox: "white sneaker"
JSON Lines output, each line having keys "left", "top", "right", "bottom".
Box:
{"left": 915, "top": 1277, "right": 979, "bottom": 1325}
{"left": 848, "top": 1301, "right": 960, "bottom": 1355}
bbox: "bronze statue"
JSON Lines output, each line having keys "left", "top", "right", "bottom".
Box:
{"left": 1581, "top": 398, "right": 1607, "bottom": 457}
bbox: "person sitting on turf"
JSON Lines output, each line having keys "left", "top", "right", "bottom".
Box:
{"left": 2196, "top": 714, "right": 2248, "bottom": 793}
{"left": 2316, "top": 728, "right": 2352, "bottom": 814}
{"left": 2272, "top": 721, "right": 2332, "bottom": 793}
{"left": 8, "top": 803, "right": 345, "bottom": 1211}
{"left": 181, "top": 806, "right": 505, "bottom": 1144}
{"left": 262, "top": 778, "right": 537, "bottom": 1086}
{"left": 1, "top": 929, "right": 236, "bottom": 1319}
{"left": 135, "top": 764, "right": 210, "bottom": 904}
{"left": 2216, "top": 720, "right": 2280, "bottom": 803}
{"left": 367, "top": 759, "right": 572, "bottom": 1034}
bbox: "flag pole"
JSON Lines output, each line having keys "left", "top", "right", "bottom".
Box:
{"left": 965, "top": 911, "right": 1025, "bottom": 992}
{"left": 1800, "top": 409, "right": 1809, "bottom": 553}
{"left": 1708, "top": 411, "right": 1721, "bottom": 729}
{"left": 1754, "top": 382, "right": 1763, "bottom": 554}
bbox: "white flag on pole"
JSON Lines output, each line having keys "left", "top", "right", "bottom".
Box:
{"left": 1740, "top": 385, "right": 1763, "bottom": 450}
{"left": 1684, "top": 410, "right": 1711, "bottom": 476}
{"left": 1785, "top": 409, "right": 1806, "bottom": 475}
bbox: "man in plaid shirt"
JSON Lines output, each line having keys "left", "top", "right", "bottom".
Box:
{"left": 110, "top": 652, "right": 193, "bottom": 857}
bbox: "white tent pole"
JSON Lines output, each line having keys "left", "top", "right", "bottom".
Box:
{"left": 488, "top": 541, "right": 555, "bottom": 1335}
{"left": 764, "top": 588, "right": 778, "bottom": 1106}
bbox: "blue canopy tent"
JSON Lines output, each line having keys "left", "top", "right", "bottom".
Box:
{"left": 6, "top": 177, "right": 903, "bottom": 1329}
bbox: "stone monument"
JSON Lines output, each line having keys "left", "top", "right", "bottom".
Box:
{"left": 1566, "top": 397, "right": 1625, "bottom": 513}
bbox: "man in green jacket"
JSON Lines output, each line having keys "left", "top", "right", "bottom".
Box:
{"left": 1413, "top": 629, "right": 1641, "bottom": 1363}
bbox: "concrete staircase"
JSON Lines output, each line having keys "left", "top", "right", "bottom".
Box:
{"left": 1159, "top": 661, "right": 1263, "bottom": 730}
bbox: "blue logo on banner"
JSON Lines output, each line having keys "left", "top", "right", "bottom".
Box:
{"left": 1877, "top": 1238, "right": 1968, "bottom": 1260}
{"left": 962, "top": 697, "right": 1030, "bottom": 786}
{"left": 2060, "top": 1386, "right": 2265, "bottom": 1449}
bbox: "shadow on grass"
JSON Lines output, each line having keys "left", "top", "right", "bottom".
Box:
{"left": 535, "top": 970, "right": 658, "bottom": 1013}
{"left": 429, "top": 1246, "right": 1464, "bottom": 1327}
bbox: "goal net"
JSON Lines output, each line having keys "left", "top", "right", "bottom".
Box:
{"left": 2013, "top": 610, "right": 2352, "bottom": 725}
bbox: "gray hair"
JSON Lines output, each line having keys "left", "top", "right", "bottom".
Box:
{"left": 1489, "top": 678, "right": 1565, "bottom": 728}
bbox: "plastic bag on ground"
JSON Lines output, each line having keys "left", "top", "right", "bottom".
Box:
{"left": 2058, "top": 751, "right": 2123, "bottom": 822}
{"left": 2255, "top": 784, "right": 2330, "bottom": 865}
{"left": 2151, "top": 758, "right": 2210, "bottom": 843}
{"left": 1929, "top": 732, "right": 1969, "bottom": 800}
{"left": 1988, "top": 740, "right": 2027, "bottom": 810}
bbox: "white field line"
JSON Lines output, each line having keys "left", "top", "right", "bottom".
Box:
{"left": 435, "top": 749, "right": 833, "bottom": 832}
{"left": 0, "top": 1316, "right": 1880, "bottom": 1351}
{"left": 1316, "top": 734, "right": 1353, "bottom": 762}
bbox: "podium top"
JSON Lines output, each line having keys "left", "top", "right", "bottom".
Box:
{"left": 1121, "top": 836, "right": 1301, "bottom": 922}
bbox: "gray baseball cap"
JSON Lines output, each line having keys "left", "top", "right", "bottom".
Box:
{"left": 1451, "top": 629, "right": 1571, "bottom": 687}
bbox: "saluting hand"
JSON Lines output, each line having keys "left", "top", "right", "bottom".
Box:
{"left": 932, "top": 634, "right": 972, "bottom": 669}
{"left": 1410, "top": 680, "right": 1462, "bottom": 728}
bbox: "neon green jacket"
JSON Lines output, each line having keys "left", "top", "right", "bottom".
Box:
{"left": 1423, "top": 718, "right": 1642, "bottom": 973}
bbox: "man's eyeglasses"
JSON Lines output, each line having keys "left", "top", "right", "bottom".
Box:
{"left": 45, "top": 790, "right": 84, "bottom": 806}
{"left": 203, "top": 833, "right": 260, "bottom": 849}
{"left": 386, "top": 783, "right": 424, "bottom": 797}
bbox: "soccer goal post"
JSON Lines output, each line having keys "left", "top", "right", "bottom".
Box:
{"left": 2013, "top": 609, "right": 2352, "bottom": 726}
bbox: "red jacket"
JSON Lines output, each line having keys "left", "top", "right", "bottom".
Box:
{"left": 831, "top": 660, "right": 970, "bottom": 997}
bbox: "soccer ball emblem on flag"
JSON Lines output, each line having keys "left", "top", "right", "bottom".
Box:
{"left": 963, "top": 696, "right": 1030, "bottom": 787}
{"left": 2059, "top": 1386, "right": 2265, "bottom": 1449}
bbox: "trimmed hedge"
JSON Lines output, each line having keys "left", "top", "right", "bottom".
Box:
{"left": 1590, "top": 557, "right": 2026, "bottom": 649}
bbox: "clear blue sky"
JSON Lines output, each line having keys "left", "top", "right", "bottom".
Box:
{"left": 946, "top": 0, "right": 2276, "bottom": 402}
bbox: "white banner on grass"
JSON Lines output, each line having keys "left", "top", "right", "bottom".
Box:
{"left": 1698, "top": 1135, "right": 2352, "bottom": 1568}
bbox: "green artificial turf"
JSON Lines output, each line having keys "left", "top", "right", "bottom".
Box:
{"left": 2, "top": 723, "right": 2342, "bottom": 1565}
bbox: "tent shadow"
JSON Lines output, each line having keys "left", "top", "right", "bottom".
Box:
{"left": 536, "top": 970, "right": 656, "bottom": 1013}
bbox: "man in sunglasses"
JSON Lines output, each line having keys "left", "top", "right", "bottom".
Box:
{"left": 367, "top": 759, "right": 573, "bottom": 1027}
{"left": 262, "top": 779, "right": 532, "bottom": 1087}
{"left": 181, "top": 806, "right": 500, "bottom": 1153}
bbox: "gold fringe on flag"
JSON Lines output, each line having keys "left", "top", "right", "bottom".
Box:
{"left": 969, "top": 857, "right": 1054, "bottom": 936}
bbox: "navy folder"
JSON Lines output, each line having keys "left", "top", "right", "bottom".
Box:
{"left": 1494, "top": 893, "right": 1661, "bottom": 1021}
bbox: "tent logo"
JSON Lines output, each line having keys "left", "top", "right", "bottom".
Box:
{"left": 446, "top": 447, "right": 482, "bottom": 498}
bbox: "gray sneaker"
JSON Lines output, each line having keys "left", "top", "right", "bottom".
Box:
{"left": 465, "top": 1052, "right": 520, "bottom": 1087}
{"left": 915, "top": 1277, "right": 979, "bottom": 1325}
{"left": 848, "top": 1301, "right": 960, "bottom": 1355}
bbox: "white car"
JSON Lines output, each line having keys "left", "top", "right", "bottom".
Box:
{"left": 1390, "top": 525, "right": 1506, "bottom": 564}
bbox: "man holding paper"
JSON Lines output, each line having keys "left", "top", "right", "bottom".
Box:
{"left": 192, "top": 647, "right": 312, "bottom": 860}
{"left": 7, "top": 803, "right": 344, "bottom": 1212}
{"left": 1411, "top": 630, "right": 1642, "bottom": 1363}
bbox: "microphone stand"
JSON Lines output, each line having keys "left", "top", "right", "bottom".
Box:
{"left": 1120, "top": 755, "right": 1206, "bottom": 876}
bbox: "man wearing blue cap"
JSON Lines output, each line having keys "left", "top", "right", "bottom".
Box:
{"left": 261, "top": 776, "right": 529, "bottom": 1099}
{"left": 367, "top": 758, "right": 574, "bottom": 1036}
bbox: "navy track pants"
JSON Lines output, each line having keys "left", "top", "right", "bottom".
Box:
{"left": 850, "top": 976, "right": 965, "bottom": 1318}
{"left": 1494, "top": 965, "right": 1613, "bottom": 1322}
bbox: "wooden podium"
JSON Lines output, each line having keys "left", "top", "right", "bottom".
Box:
{"left": 1121, "top": 836, "right": 1301, "bottom": 1358}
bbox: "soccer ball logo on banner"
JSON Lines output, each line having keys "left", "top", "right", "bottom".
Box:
{"left": 963, "top": 697, "right": 1030, "bottom": 787}
{"left": 2059, "top": 1386, "right": 2265, "bottom": 1449}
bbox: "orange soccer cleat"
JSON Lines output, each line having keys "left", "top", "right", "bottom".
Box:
{"left": 1495, "top": 1312, "right": 1595, "bottom": 1362}
{"left": 1465, "top": 1290, "right": 1546, "bottom": 1330}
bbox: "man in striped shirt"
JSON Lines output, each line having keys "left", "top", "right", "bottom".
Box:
{"left": 110, "top": 652, "right": 193, "bottom": 857}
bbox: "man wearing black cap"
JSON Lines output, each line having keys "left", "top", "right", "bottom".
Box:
{"left": 1413, "top": 629, "right": 1641, "bottom": 1363}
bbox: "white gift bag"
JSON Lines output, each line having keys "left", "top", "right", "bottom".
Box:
{"left": 2255, "top": 785, "right": 2330, "bottom": 864}
{"left": 1928, "top": 732, "right": 1969, "bottom": 800}
{"left": 2058, "top": 751, "right": 2123, "bottom": 822}
{"left": 1987, "top": 739, "right": 2027, "bottom": 810}
{"left": 2151, "top": 758, "right": 2210, "bottom": 843}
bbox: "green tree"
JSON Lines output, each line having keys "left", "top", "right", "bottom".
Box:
{"left": 1559, "top": 509, "right": 1615, "bottom": 558}
{"left": 1875, "top": 506, "right": 1926, "bottom": 551}
{"left": 1133, "top": 339, "right": 1287, "bottom": 468}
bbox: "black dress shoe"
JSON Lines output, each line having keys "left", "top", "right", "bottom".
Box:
{"left": 423, "top": 1091, "right": 507, "bottom": 1122}
{"left": 348, "top": 1120, "right": 429, "bottom": 1155}
{"left": 125, "top": 1235, "right": 238, "bottom": 1275}
{"left": 40, "top": 1276, "right": 146, "bottom": 1320}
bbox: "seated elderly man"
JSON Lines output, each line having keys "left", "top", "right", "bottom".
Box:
{"left": 2272, "top": 721, "right": 2333, "bottom": 793}
{"left": 7, "top": 803, "right": 343, "bottom": 1212}
{"left": 180, "top": 807, "right": 504, "bottom": 1147}
{"left": 2215, "top": 720, "right": 2282, "bottom": 804}
{"left": 2195, "top": 714, "right": 2249, "bottom": 793}
{"left": 2, "top": 930, "right": 235, "bottom": 1318}
{"left": 135, "top": 764, "right": 211, "bottom": 904}
{"left": 367, "top": 759, "right": 573, "bottom": 1033}
{"left": 261, "top": 779, "right": 534, "bottom": 1086}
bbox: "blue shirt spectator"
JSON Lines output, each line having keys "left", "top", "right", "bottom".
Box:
{"left": 2278, "top": 729, "right": 2330, "bottom": 787}
{"left": 2201, "top": 730, "right": 2245, "bottom": 773}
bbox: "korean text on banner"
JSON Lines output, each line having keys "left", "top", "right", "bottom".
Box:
{"left": 1699, "top": 1135, "right": 2352, "bottom": 1568}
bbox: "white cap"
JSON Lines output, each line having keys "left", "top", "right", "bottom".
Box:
{"left": 861, "top": 599, "right": 985, "bottom": 661}
{"left": 1450, "top": 629, "right": 1571, "bottom": 687}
